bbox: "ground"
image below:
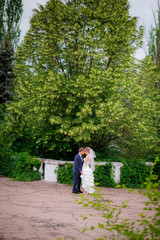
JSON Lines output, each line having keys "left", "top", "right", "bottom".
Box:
{"left": 0, "top": 176, "right": 155, "bottom": 240}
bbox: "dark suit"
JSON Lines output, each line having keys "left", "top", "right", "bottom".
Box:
{"left": 72, "top": 153, "right": 84, "bottom": 193}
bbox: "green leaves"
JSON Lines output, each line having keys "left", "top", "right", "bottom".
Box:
{"left": 98, "top": 223, "right": 105, "bottom": 229}
{"left": 15, "top": 0, "right": 143, "bottom": 77}
{"left": 94, "top": 163, "right": 115, "bottom": 188}
{"left": 3, "top": 0, "right": 158, "bottom": 159}
{"left": 57, "top": 163, "right": 73, "bottom": 185}
{"left": 90, "top": 225, "right": 95, "bottom": 230}
{"left": 0, "top": 150, "right": 41, "bottom": 181}
{"left": 120, "top": 159, "right": 151, "bottom": 188}
{"left": 0, "top": 0, "right": 23, "bottom": 49}
{"left": 75, "top": 163, "right": 160, "bottom": 239}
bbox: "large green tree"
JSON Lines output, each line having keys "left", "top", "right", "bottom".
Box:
{"left": 0, "top": 0, "right": 23, "bottom": 49}
{"left": 0, "top": 34, "right": 15, "bottom": 104}
{"left": 148, "top": 1, "right": 160, "bottom": 151}
{"left": 148, "top": 0, "right": 160, "bottom": 68}
{"left": 0, "top": 0, "right": 23, "bottom": 105}
{"left": 16, "top": 0, "right": 143, "bottom": 76}
{"left": 6, "top": 0, "right": 158, "bottom": 159}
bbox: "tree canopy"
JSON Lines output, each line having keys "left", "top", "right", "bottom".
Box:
{"left": 0, "top": 0, "right": 23, "bottom": 49}
{"left": 0, "top": 0, "right": 23, "bottom": 105}
{"left": 16, "top": 0, "right": 143, "bottom": 76}
{"left": 148, "top": 0, "right": 160, "bottom": 69}
{"left": 5, "top": 0, "right": 159, "bottom": 159}
{"left": 147, "top": 1, "right": 160, "bottom": 152}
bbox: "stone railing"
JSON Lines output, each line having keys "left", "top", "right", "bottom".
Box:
{"left": 38, "top": 159, "right": 153, "bottom": 184}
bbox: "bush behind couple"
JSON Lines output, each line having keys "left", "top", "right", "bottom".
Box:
{"left": 72, "top": 147, "right": 95, "bottom": 195}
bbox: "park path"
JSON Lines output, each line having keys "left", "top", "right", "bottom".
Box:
{"left": 0, "top": 176, "right": 154, "bottom": 240}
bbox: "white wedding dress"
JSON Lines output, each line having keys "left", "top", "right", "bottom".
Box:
{"left": 81, "top": 158, "right": 95, "bottom": 194}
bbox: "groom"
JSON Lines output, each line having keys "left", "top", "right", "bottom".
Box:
{"left": 72, "top": 147, "right": 84, "bottom": 194}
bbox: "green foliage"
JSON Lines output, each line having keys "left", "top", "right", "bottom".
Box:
{"left": 120, "top": 159, "right": 151, "bottom": 188}
{"left": 75, "top": 158, "right": 160, "bottom": 240}
{"left": 57, "top": 162, "right": 115, "bottom": 187}
{"left": 0, "top": 150, "right": 41, "bottom": 181}
{"left": 0, "top": 105, "right": 11, "bottom": 175}
{"left": 0, "top": 104, "right": 5, "bottom": 120}
{"left": 0, "top": 143, "right": 13, "bottom": 176}
{"left": 95, "top": 145, "right": 124, "bottom": 162}
{"left": 0, "top": 0, "right": 23, "bottom": 105}
{"left": 0, "top": 100, "right": 41, "bottom": 182}
{"left": 0, "top": 0, "right": 23, "bottom": 49}
{"left": 57, "top": 163, "right": 74, "bottom": 185}
{"left": 148, "top": 2, "right": 160, "bottom": 68}
{"left": 7, "top": 57, "right": 159, "bottom": 158}
{"left": 147, "top": 4, "right": 160, "bottom": 153}
{"left": 19, "top": 0, "right": 142, "bottom": 75}
{"left": 153, "top": 160, "right": 160, "bottom": 181}
{"left": 94, "top": 163, "right": 115, "bottom": 188}
{"left": 0, "top": 34, "right": 15, "bottom": 105}
{"left": 6, "top": 0, "right": 158, "bottom": 159}
{"left": 9, "top": 152, "right": 41, "bottom": 181}
{"left": 147, "top": 154, "right": 160, "bottom": 181}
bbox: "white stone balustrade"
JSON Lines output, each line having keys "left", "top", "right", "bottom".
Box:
{"left": 38, "top": 159, "right": 123, "bottom": 183}
{"left": 37, "top": 159, "right": 153, "bottom": 184}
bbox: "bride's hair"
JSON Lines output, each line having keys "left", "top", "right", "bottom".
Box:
{"left": 85, "top": 147, "right": 90, "bottom": 153}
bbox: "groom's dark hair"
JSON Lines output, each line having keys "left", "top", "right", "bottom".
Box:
{"left": 79, "top": 147, "right": 84, "bottom": 152}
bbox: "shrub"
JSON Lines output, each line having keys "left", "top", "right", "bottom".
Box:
{"left": 120, "top": 159, "right": 151, "bottom": 188}
{"left": 153, "top": 160, "right": 160, "bottom": 182}
{"left": 94, "top": 163, "right": 115, "bottom": 188}
{"left": 57, "top": 163, "right": 74, "bottom": 185}
{"left": 9, "top": 152, "right": 41, "bottom": 181}
{"left": 0, "top": 150, "right": 41, "bottom": 181}
{"left": 0, "top": 144, "right": 13, "bottom": 176}
{"left": 57, "top": 162, "right": 116, "bottom": 187}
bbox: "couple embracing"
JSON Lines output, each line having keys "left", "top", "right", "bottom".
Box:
{"left": 72, "top": 147, "right": 96, "bottom": 195}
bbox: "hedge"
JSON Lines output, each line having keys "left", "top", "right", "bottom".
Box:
{"left": 57, "top": 162, "right": 115, "bottom": 188}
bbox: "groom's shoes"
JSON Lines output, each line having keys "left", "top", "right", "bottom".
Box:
{"left": 72, "top": 191, "right": 79, "bottom": 194}
{"left": 78, "top": 190, "right": 83, "bottom": 193}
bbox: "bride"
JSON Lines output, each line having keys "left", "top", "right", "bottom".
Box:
{"left": 81, "top": 147, "right": 96, "bottom": 194}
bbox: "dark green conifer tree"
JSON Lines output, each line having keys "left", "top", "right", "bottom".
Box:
{"left": 0, "top": 34, "right": 15, "bottom": 104}
{"left": 0, "top": 0, "right": 23, "bottom": 104}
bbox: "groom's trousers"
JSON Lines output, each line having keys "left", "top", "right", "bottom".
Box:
{"left": 73, "top": 173, "right": 81, "bottom": 192}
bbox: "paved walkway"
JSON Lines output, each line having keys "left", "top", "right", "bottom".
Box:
{"left": 0, "top": 177, "right": 155, "bottom": 240}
